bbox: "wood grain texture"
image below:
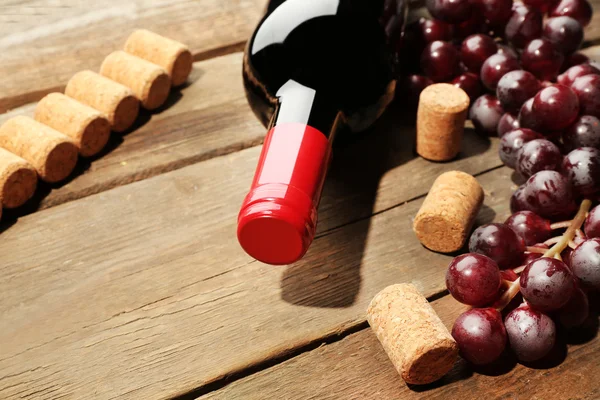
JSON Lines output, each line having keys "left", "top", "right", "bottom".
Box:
{"left": 202, "top": 293, "right": 600, "bottom": 400}
{"left": 0, "top": 145, "right": 512, "bottom": 399}
{"left": 0, "top": 0, "right": 268, "bottom": 113}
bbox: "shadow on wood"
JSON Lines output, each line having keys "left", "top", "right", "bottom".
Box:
{"left": 280, "top": 102, "right": 492, "bottom": 308}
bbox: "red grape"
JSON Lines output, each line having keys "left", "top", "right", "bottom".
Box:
{"left": 543, "top": 16, "right": 584, "bottom": 55}
{"left": 501, "top": 269, "right": 520, "bottom": 281}
{"left": 558, "top": 287, "right": 589, "bottom": 328}
{"left": 499, "top": 128, "right": 544, "bottom": 169}
{"left": 532, "top": 84, "right": 579, "bottom": 131}
{"left": 505, "top": 3, "right": 543, "bottom": 49}
{"left": 452, "top": 308, "right": 507, "bottom": 365}
{"left": 505, "top": 305, "right": 556, "bottom": 362}
{"left": 549, "top": 0, "right": 593, "bottom": 27}
{"left": 496, "top": 70, "right": 541, "bottom": 113}
{"left": 557, "top": 64, "right": 600, "bottom": 87}
{"left": 522, "top": 0, "right": 559, "bottom": 12}
{"left": 446, "top": 253, "right": 502, "bottom": 306}
{"left": 469, "top": 223, "right": 526, "bottom": 269}
{"left": 517, "top": 139, "right": 563, "bottom": 178}
{"left": 520, "top": 257, "right": 575, "bottom": 312}
{"left": 400, "top": 75, "right": 434, "bottom": 106}
{"left": 470, "top": 94, "right": 505, "bottom": 136}
{"left": 460, "top": 34, "right": 498, "bottom": 73}
{"left": 452, "top": 73, "right": 483, "bottom": 102}
{"left": 561, "top": 51, "right": 590, "bottom": 71}
{"left": 562, "top": 147, "right": 600, "bottom": 196}
{"left": 571, "top": 74, "right": 600, "bottom": 118}
{"left": 474, "top": 0, "right": 514, "bottom": 26}
{"left": 570, "top": 238, "right": 600, "bottom": 289}
{"left": 518, "top": 97, "right": 545, "bottom": 132}
{"left": 497, "top": 112, "right": 521, "bottom": 137}
{"left": 584, "top": 205, "right": 600, "bottom": 238}
{"left": 497, "top": 44, "right": 519, "bottom": 59}
{"left": 505, "top": 211, "right": 552, "bottom": 246}
{"left": 421, "top": 41, "right": 460, "bottom": 82}
{"left": 511, "top": 185, "right": 528, "bottom": 213}
{"left": 522, "top": 171, "right": 577, "bottom": 220}
{"left": 426, "top": 0, "right": 473, "bottom": 23}
{"left": 563, "top": 115, "right": 600, "bottom": 151}
{"left": 420, "top": 18, "right": 455, "bottom": 43}
{"left": 454, "top": 11, "right": 487, "bottom": 40}
{"left": 481, "top": 53, "right": 520, "bottom": 91}
{"left": 521, "top": 38, "right": 564, "bottom": 81}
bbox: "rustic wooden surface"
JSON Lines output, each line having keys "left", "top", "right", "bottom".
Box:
{"left": 0, "top": 1, "right": 599, "bottom": 399}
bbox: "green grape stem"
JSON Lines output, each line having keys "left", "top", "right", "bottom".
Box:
{"left": 495, "top": 199, "right": 592, "bottom": 312}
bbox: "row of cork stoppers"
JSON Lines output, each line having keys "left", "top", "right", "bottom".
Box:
{"left": 0, "top": 30, "right": 192, "bottom": 220}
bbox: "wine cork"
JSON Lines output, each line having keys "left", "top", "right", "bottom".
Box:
{"left": 34, "top": 93, "right": 111, "bottom": 157}
{"left": 0, "top": 148, "right": 37, "bottom": 208}
{"left": 100, "top": 51, "right": 171, "bottom": 110}
{"left": 416, "top": 83, "right": 470, "bottom": 161}
{"left": 0, "top": 116, "right": 79, "bottom": 183}
{"left": 65, "top": 70, "right": 140, "bottom": 133}
{"left": 367, "top": 284, "right": 458, "bottom": 385}
{"left": 124, "top": 29, "right": 193, "bottom": 87}
{"left": 413, "top": 171, "right": 484, "bottom": 253}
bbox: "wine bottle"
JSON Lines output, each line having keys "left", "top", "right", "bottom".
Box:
{"left": 237, "top": 0, "right": 407, "bottom": 265}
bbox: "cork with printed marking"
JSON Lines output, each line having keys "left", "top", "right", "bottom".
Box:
{"left": 35, "top": 93, "right": 111, "bottom": 157}
{"left": 100, "top": 51, "right": 171, "bottom": 110}
{"left": 0, "top": 148, "right": 37, "bottom": 209}
{"left": 413, "top": 171, "right": 484, "bottom": 253}
{"left": 65, "top": 70, "right": 140, "bottom": 133}
{"left": 367, "top": 283, "right": 458, "bottom": 385}
{"left": 417, "top": 83, "right": 470, "bottom": 161}
{"left": 124, "top": 29, "right": 193, "bottom": 87}
{"left": 0, "top": 116, "right": 79, "bottom": 183}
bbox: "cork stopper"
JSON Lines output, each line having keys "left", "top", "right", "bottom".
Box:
{"left": 0, "top": 116, "right": 79, "bottom": 183}
{"left": 416, "top": 83, "right": 470, "bottom": 161}
{"left": 35, "top": 93, "right": 111, "bottom": 157}
{"left": 367, "top": 283, "right": 458, "bottom": 385}
{"left": 0, "top": 148, "right": 37, "bottom": 209}
{"left": 124, "top": 29, "right": 193, "bottom": 87}
{"left": 100, "top": 51, "right": 171, "bottom": 110}
{"left": 65, "top": 70, "right": 140, "bottom": 133}
{"left": 413, "top": 171, "right": 484, "bottom": 253}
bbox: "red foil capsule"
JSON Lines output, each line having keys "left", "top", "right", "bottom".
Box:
{"left": 237, "top": 122, "right": 332, "bottom": 265}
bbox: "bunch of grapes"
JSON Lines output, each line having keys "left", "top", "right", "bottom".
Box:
{"left": 448, "top": 202, "right": 599, "bottom": 364}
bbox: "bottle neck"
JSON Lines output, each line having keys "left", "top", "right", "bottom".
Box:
{"left": 272, "top": 79, "right": 342, "bottom": 141}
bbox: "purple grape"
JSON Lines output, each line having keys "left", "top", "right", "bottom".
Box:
{"left": 452, "top": 73, "right": 483, "bottom": 102}
{"left": 505, "top": 305, "right": 556, "bottom": 362}
{"left": 522, "top": 171, "right": 577, "bottom": 220}
{"left": 446, "top": 253, "right": 502, "bottom": 306}
{"left": 421, "top": 41, "right": 460, "bottom": 82}
{"left": 585, "top": 205, "right": 600, "bottom": 238}
{"left": 518, "top": 97, "right": 545, "bottom": 132}
{"left": 469, "top": 223, "right": 526, "bottom": 269}
{"left": 498, "top": 112, "right": 521, "bottom": 137}
{"left": 520, "top": 257, "right": 575, "bottom": 311}
{"left": 558, "top": 288, "right": 589, "bottom": 328}
{"left": 521, "top": 38, "right": 564, "bottom": 81}
{"left": 557, "top": 64, "right": 600, "bottom": 87}
{"left": 460, "top": 34, "right": 498, "bottom": 73}
{"left": 511, "top": 185, "right": 528, "bottom": 213}
{"left": 532, "top": 84, "right": 579, "bottom": 131}
{"left": 505, "top": 3, "right": 543, "bottom": 49}
{"left": 496, "top": 70, "right": 541, "bottom": 113}
{"left": 452, "top": 308, "right": 507, "bottom": 365}
{"left": 543, "top": 16, "right": 584, "bottom": 55}
{"left": 499, "top": 128, "right": 544, "bottom": 169}
{"left": 562, "top": 147, "right": 600, "bottom": 196}
{"left": 426, "top": 0, "right": 473, "bottom": 23}
{"left": 563, "top": 115, "right": 600, "bottom": 151}
{"left": 517, "top": 139, "right": 563, "bottom": 178}
{"left": 571, "top": 74, "right": 600, "bottom": 118}
{"left": 570, "top": 238, "right": 600, "bottom": 289}
{"left": 549, "top": 0, "right": 593, "bottom": 27}
{"left": 470, "top": 94, "right": 505, "bottom": 136}
{"left": 505, "top": 211, "right": 552, "bottom": 246}
{"left": 481, "top": 53, "right": 520, "bottom": 91}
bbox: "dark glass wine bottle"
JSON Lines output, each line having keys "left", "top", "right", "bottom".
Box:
{"left": 238, "top": 0, "right": 407, "bottom": 265}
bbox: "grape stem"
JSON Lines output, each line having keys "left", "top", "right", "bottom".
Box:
{"left": 495, "top": 199, "right": 592, "bottom": 312}
{"left": 550, "top": 220, "right": 572, "bottom": 230}
{"left": 526, "top": 246, "right": 547, "bottom": 254}
{"left": 544, "top": 236, "right": 561, "bottom": 246}
{"left": 576, "top": 229, "right": 585, "bottom": 239}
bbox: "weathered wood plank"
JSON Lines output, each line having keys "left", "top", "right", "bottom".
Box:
{"left": 202, "top": 293, "right": 600, "bottom": 400}
{"left": 0, "top": 0, "right": 267, "bottom": 113}
{"left": 0, "top": 147, "right": 512, "bottom": 399}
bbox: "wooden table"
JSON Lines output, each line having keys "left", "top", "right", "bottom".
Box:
{"left": 1, "top": 1, "right": 599, "bottom": 399}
